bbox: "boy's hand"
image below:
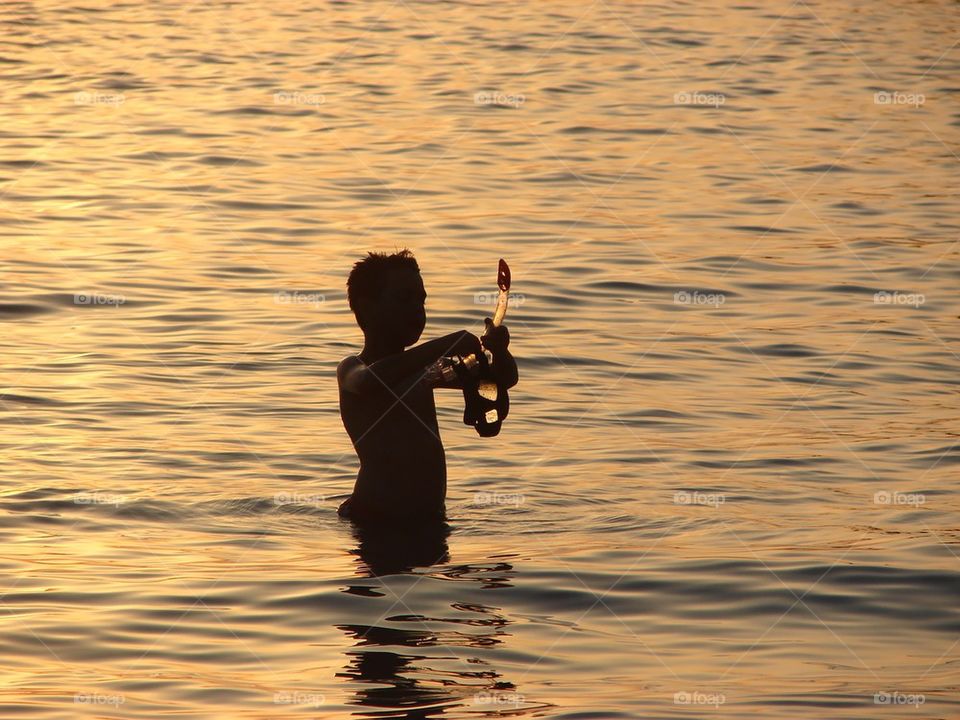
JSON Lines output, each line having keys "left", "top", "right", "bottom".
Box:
{"left": 481, "top": 318, "right": 510, "bottom": 354}
{"left": 450, "top": 329, "right": 482, "bottom": 357}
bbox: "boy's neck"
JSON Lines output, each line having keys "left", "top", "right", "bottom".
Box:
{"left": 359, "top": 336, "right": 404, "bottom": 364}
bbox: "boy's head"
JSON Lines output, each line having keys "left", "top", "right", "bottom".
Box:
{"left": 347, "top": 249, "right": 426, "bottom": 346}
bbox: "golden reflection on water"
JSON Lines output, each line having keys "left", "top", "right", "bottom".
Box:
{"left": 1, "top": 0, "right": 958, "bottom": 717}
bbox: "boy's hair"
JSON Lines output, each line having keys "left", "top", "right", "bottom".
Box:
{"left": 347, "top": 249, "right": 420, "bottom": 329}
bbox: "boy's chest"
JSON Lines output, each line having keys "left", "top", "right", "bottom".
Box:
{"left": 341, "top": 373, "right": 437, "bottom": 431}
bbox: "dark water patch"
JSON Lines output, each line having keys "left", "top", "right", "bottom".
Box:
{"left": 727, "top": 224, "right": 797, "bottom": 234}
{"left": 353, "top": 82, "right": 392, "bottom": 95}
{"left": 121, "top": 150, "right": 193, "bottom": 162}
{"left": 197, "top": 450, "right": 273, "bottom": 464}
{"left": 731, "top": 343, "right": 820, "bottom": 358}
{"left": 492, "top": 43, "right": 534, "bottom": 52}
{"left": 196, "top": 154, "right": 263, "bottom": 167}
{"left": 819, "top": 283, "right": 886, "bottom": 295}
{"left": 212, "top": 199, "right": 312, "bottom": 211}
{"left": 739, "top": 195, "right": 789, "bottom": 205}
{"left": 329, "top": 176, "right": 391, "bottom": 188}
{"left": 524, "top": 171, "right": 612, "bottom": 185}
{"left": 0, "top": 393, "right": 64, "bottom": 406}
{"left": 137, "top": 126, "right": 229, "bottom": 138}
{"left": 3, "top": 497, "right": 93, "bottom": 514}
{"left": 520, "top": 355, "right": 621, "bottom": 370}
{"left": 5, "top": 487, "right": 85, "bottom": 500}
{"left": 791, "top": 163, "right": 856, "bottom": 173}
{"left": 542, "top": 83, "right": 600, "bottom": 94}
{"left": 38, "top": 292, "right": 152, "bottom": 309}
{"left": 95, "top": 73, "right": 150, "bottom": 91}
{"left": 586, "top": 280, "right": 672, "bottom": 295}
{"left": 208, "top": 105, "right": 315, "bottom": 117}
{"left": 2, "top": 590, "right": 127, "bottom": 605}
{"left": 553, "top": 264, "right": 605, "bottom": 276}
{"left": 193, "top": 52, "right": 233, "bottom": 65}
{"left": 0, "top": 159, "right": 47, "bottom": 168}
{"left": 630, "top": 408, "right": 689, "bottom": 418}
{"left": 910, "top": 445, "right": 960, "bottom": 468}
{"left": 148, "top": 313, "right": 227, "bottom": 324}
{"left": 664, "top": 37, "right": 708, "bottom": 48}
{"left": 0, "top": 302, "right": 55, "bottom": 316}
{"left": 197, "top": 497, "right": 288, "bottom": 515}
{"left": 830, "top": 200, "right": 885, "bottom": 215}
{"left": 383, "top": 142, "right": 446, "bottom": 154}
{"left": 858, "top": 442, "right": 912, "bottom": 453}
{"left": 560, "top": 125, "right": 670, "bottom": 135}
{"left": 106, "top": 500, "right": 185, "bottom": 521}
{"left": 778, "top": 373, "right": 846, "bottom": 386}
{"left": 693, "top": 256, "right": 808, "bottom": 273}
{"left": 734, "top": 281, "right": 815, "bottom": 291}
{"left": 731, "top": 84, "right": 780, "bottom": 96}
{"left": 623, "top": 371, "right": 688, "bottom": 382}
{"left": 688, "top": 456, "right": 836, "bottom": 469}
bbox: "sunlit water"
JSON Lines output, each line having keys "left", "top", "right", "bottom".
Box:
{"left": 1, "top": 0, "right": 958, "bottom": 717}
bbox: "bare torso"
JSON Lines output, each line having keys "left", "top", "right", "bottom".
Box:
{"left": 338, "top": 355, "right": 447, "bottom": 521}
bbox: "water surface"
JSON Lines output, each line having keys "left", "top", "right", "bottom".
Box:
{"left": 1, "top": 0, "right": 958, "bottom": 717}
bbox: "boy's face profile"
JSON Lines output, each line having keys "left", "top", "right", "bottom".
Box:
{"left": 360, "top": 266, "right": 427, "bottom": 347}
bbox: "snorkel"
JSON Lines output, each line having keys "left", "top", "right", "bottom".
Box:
{"left": 427, "top": 259, "right": 512, "bottom": 437}
{"left": 456, "top": 259, "right": 511, "bottom": 436}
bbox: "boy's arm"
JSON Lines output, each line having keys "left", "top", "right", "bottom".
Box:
{"left": 340, "top": 330, "right": 482, "bottom": 395}
{"left": 432, "top": 320, "right": 518, "bottom": 390}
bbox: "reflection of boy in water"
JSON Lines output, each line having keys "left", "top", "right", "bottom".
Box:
{"left": 338, "top": 520, "right": 521, "bottom": 714}
{"left": 337, "top": 250, "right": 518, "bottom": 524}
{"left": 348, "top": 518, "right": 451, "bottom": 577}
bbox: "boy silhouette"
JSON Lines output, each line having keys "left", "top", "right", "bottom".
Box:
{"left": 336, "top": 250, "right": 518, "bottom": 525}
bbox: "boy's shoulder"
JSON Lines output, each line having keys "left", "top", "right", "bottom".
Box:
{"left": 337, "top": 354, "right": 364, "bottom": 393}
{"left": 337, "top": 354, "right": 363, "bottom": 374}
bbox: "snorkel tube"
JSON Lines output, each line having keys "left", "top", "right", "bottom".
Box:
{"left": 453, "top": 259, "right": 511, "bottom": 437}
